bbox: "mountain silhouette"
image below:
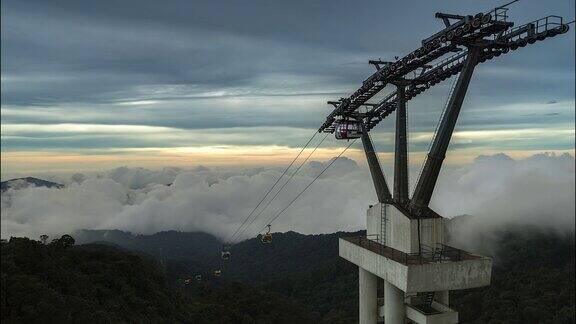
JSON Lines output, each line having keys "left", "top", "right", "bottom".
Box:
{"left": 1, "top": 177, "right": 63, "bottom": 192}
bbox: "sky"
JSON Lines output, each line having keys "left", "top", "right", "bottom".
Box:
{"left": 1, "top": 0, "right": 575, "bottom": 178}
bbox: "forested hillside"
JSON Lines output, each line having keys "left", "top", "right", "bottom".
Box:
{"left": 0, "top": 237, "right": 317, "bottom": 323}
{"left": 77, "top": 225, "right": 575, "bottom": 323}
{"left": 77, "top": 229, "right": 222, "bottom": 275}
{"left": 8, "top": 224, "right": 575, "bottom": 323}
{"left": 75, "top": 229, "right": 360, "bottom": 321}
{"left": 451, "top": 229, "right": 575, "bottom": 323}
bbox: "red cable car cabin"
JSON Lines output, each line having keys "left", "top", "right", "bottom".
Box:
{"left": 335, "top": 121, "right": 362, "bottom": 140}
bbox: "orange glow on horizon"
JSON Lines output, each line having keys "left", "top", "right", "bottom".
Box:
{"left": 1, "top": 145, "right": 573, "bottom": 177}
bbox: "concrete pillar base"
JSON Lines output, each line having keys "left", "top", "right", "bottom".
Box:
{"left": 359, "top": 267, "right": 378, "bottom": 324}
{"left": 385, "top": 280, "right": 406, "bottom": 324}
{"left": 435, "top": 290, "right": 449, "bottom": 306}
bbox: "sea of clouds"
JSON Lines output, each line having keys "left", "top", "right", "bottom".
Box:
{"left": 1, "top": 153, "right": 574, "bottom": 242}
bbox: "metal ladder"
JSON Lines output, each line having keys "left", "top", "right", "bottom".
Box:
{"left": 416, "top": 291, "right": 436, "bottom": 310}
{"left": 380, "top": 204, "right": 387, "bottom": 245}
{"left": 423, "top": 291, "right": 435, "bottom": 307}
{"left": 432, "top": 246, "right": 444, "bottom": 262}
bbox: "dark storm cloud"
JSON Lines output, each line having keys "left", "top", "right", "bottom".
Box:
{"left": 1, "top": 0, "right": 574, "bottom": 152}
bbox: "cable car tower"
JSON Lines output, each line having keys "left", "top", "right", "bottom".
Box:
{"left": 321, "top": 3, "right": 572, "bottom": 323}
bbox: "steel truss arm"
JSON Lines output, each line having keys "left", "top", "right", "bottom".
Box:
{"left": 361, "top": 124, "right": 393, "bottom": 203}
{"left": 393, "top": 85, "right": 409, "bottom": 204}
{"left": 410, "top": 46, "right": 482, "bottom": 211}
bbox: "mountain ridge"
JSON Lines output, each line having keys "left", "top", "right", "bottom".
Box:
{"left": 1, "top": 177, "right": 64, "bottom": 192}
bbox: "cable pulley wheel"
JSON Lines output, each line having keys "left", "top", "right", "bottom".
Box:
{"left": 454, "top": 27, "right": 463, "bottom": 37}
{"left": 518, "top": 39, "right": 528, "bottom": 47}
{"left": 472, "top": 18, "right": 481, "bottom": 28}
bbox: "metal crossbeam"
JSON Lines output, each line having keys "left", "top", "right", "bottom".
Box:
{"left": 320, "top": 8, "right": 570, "bottom": 134}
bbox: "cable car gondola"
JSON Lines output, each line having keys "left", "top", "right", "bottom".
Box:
{"left": 335, "top": 120, "right": 362, "bottom": 140}
{"left": 261, "top": 225, "right": 273, "bottom": 244}
{"left": 221, "top": 245, "right": 231, "bottom": 260}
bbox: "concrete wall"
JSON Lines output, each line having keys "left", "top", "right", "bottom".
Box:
{"left": 340, "top": 238, "right": 409, "bottom": 291}
{"left": 410, "top": 217, "right": 445, "bottom": 253}
{"left": 369, "top": 204, "right": 446, "bottom": 254}
{"left": 405, "top": 257, "right": 493, "bottom": 293}
{"left": 366, "top": 204, "right": 382, "bottom": 242}
{"left": 339, "top": 238, "right": 492, "bottom": 293}
{"left": 366, "top": 204, "right": 447, "bottom": 254}
{"left": 388, "top": 206, "right": 412, "bottom": 253}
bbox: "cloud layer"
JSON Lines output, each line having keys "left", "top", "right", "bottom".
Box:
{"left": 2, "top": 153, "right": 574, "bottom": 242}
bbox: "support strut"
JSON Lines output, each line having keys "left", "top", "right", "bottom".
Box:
{"left": 411, "top": 46, "right": 481, "bottom": 211}
{"left": 361, "top": 124, "right": 393, "bottom": 203}
{"left": 394, "top": 85, "right": 409, "bottom": 205}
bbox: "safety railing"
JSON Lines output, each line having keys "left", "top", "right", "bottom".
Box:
{"left": 342, "top": 235, "right": 474, "bottom": 265}
{"left": 486, "top": 6, "right": 510, "bottom": 23}
{"left": 500, "top": 15, "right": 564, "bottom": 42}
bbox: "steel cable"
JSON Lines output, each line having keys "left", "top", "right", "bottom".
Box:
{"left": 225, "top": 130, "right": 319, "bottom": 243}
{"left": 236, "top": 133, "right": 330, "bottom": 240}
{"left": 255, "top": 138, "right": 358, "bottom": 234}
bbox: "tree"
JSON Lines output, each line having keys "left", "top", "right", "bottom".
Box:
{"left": 40, "top": 235, "right": 49, "bottom": 245}
{"left": 58, "top": 235, "right": 75, "bottom": 248}
{"left": 50, "top": 235, "right": 75, "bottom": 249}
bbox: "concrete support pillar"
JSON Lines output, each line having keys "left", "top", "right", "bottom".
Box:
{"left": 385, "top": 280, "right": 406, "bottom": 324}
{"left": 435, "top": 290, "right": 449, "bottom": 306}
{"left": 359, "top": 268, "right": 378, "bottom": 324}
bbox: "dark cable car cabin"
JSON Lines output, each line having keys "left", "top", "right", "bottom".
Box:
{"left": 221, "top": 244, "right": 231, "bottom": 260}
{"left": 335, "top": 121, "right": 362, "bottom": 140}
{"left": 195, "top": 274, "right": 202, "bottom": 282}
{"left": 261, "top": 225, "right": 272, "bottom": 244}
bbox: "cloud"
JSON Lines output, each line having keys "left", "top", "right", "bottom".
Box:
{"left": 0, "top": 157, "right": 373, "bottom": 240}
{"left": 1, "top": 0, "right": 574, "bottom": 159}
{"left": 435, "top": 152, "right": 575, "bottom": 250}
{"left": 1, "top": 153, "right": 574, "bottom": 243}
